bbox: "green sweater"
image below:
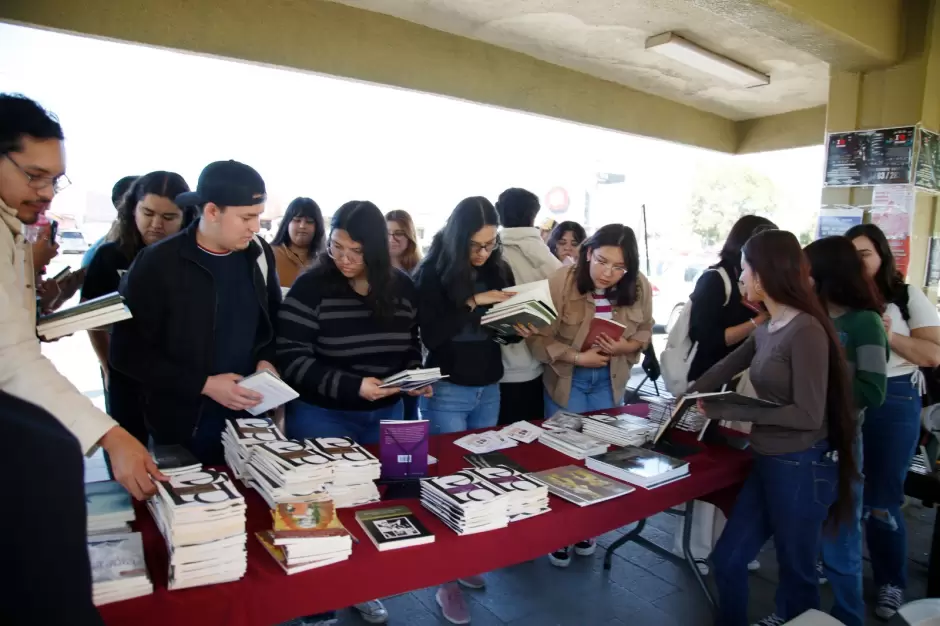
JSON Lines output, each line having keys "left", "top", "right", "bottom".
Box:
{"left": 832, "top": 309, "right": 888, "bottom": 412}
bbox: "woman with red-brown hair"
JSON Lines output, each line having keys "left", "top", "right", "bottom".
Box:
{"left": 688, "top": 229, "right": 858, "bottom": 626}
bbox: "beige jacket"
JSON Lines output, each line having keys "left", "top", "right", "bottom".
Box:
{"left": 0, "top": 197, "right": 116, "bottom": 454}
{"left": 528, "top": 265, "right": 654, "bottom": 408}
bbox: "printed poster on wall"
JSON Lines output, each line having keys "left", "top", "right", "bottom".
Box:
{"left": 871, "top": 185, "right": 914, "bottom": 278}
{"left": 816, "top": 208, "right": 864, "bottom": 239}
{"left": 915, "top": 127, "right": 940, "bottom": 193}
{"left": 926, "top": 237, "right": 940, "bottom": 288}
{"left": 824, "top": 126, "right": 915, "bottom": 187}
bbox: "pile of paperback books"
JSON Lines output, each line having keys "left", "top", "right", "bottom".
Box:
{"left": 538, "top": 428, "right": 609, "bottom": 460}
{"left": 580, "top": 413, "right": 656, "bottom": 447}
{"left": 466, "top": 465, "right": 550, "bottom": 522}
{"left": 420, "top": 470, "right": 511, "bottom": 535}
{"left": 256, "top": 501, "right": 354, "bottom": 575}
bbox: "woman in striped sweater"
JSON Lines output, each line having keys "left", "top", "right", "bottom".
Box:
{"left": 805, "top": 236, "right": 888, "bottom": 626}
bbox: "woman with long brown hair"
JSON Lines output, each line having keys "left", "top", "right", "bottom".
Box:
{"left": 386, "top": 209, "right": 422, "bottom": 273}
{"left": 688, "top": 229, "right": 857, "bottom": 626}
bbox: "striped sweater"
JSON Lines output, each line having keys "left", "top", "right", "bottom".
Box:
{"left": 832, "top": 309, "right": 888, "bottom": 414}
{"left": 275, "top": 269, "right": 422, "bottom": 411}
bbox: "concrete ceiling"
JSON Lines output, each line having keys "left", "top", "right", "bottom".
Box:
{"left": 328, "top": 0, "right": 831, "bottom": 121}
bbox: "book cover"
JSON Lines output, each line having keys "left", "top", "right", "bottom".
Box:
{"left": 659, "top": 392, "right": 779, "bottom": 444}
{"left": 355, "top": 505, "right": 435, "bottom": 550}
{"left": 463, "top": 452, "right": 528, "bottom": 473}
{"left": 467, "top": 466, "right": 544, "bottom": 495}
{"left": 38, "top": 291, "right": 123, "bottom": 326}
{"left": 379, "top": 420, "right": 429, "bottom": 479}
{"left": 272, "top": 502, "right": 350, "bottom": 538}
{"left": 580, "top": 317, "right": 627, "bottom": 352}
{"left": 230, "top": 416, "right": 286, "bottom": 444}
{"left": 256, "top": 440, "right": 332, "bottom": 469}
{"left": 529, "top": 465, "right": 634, "bottom": 506}
{"left": 501, "top": 421, "right": 544, "bottom": 444}
{"left": 421, "top": 471, "right": 506, "bottom": 507}
{"left": 237, "top": 370, "right": 300, "bottom": 416}
{"left": 86, "top": 481, "right": 133, "bottom": 519}
{"left": 309, "top": 437, "right": 378, "bottom": 463}
{"left": 88, "top": 532, "right": 149, "bottom": 584}
{"left": 486, "top": 280, "right": 557, "bottom": 317}
{"left": 151, "top": 444, "right": 199, "bottom": 472}
{"left": 589, "top": 447, "right": 688, "bottom": 479}
{"left": 158, "top": 469, "right": 243, "bottom": 507}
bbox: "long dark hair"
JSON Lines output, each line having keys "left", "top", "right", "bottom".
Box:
{"left": 742, "top": 230, "right": 857, "bottom": 526}
{"left": 719, "top": 215, "right": 777, "bottom": 270}
{"left": 385, "top": 209, "right": 422, "bottom": 273}
{"left": 804, "top": 236, "right": 882, "bottom": 313}
{"left": 547, "top": 221, "right": 587, "bottom": 258}
{"left": 574, "top": 224, "right": 640, "bottom": 306}
{"left": 271, "top": 197, "right": 325, "bottom": 256}
{"left": 310, "top": 200, "right": 396, "bottom": 318}
{"left": 416, "top": 196, "right": 508, "bottom": 305}
{"left": 844, "top": 223, "right": 907, "bottom": 305}
{"left": 113, "top": 171, "right": 193, "bottom": 260}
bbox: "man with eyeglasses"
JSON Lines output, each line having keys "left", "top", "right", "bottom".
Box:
{"left": 110, "top": 160, "right": 281, "bottom": 465}
{"left": 0, "top": 94, "right": 166, "bottom": 497}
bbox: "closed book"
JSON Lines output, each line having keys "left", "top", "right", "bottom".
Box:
{"left": 272, "top": 501, "right": 350, "bottom": 539}
{"left": 151, "top": 444, "right": 200, "bottom": 475}
{"left": 529, "top": 465, "right": 634, "bottom": 507}
{"left": 355, "top": 505, "right": 435, "bottom": 551}
{"left": 379, "top": 419, "right": 429, "bottom": 479}
{"left": 586, "top": 446, "right": 689, "bottom": 489}
{"left": 463, "top": 452, "right": 528, "bottom": 473}
{"left": 38, "top": 291, "right": 123, "bottom": 325}
{"left": 580, "top": 317, "right": 627, "bottom": 351}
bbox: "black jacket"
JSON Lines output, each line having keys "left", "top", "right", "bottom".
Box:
{"left": 110, "top": 223, "right": 281, "bottom": 443}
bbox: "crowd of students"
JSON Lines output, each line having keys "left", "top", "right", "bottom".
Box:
{"left": 2, "top": 92, "right": 939, "bottom": 626}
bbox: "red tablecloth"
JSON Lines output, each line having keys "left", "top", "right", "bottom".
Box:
{"left": 100, "top": 406, "right": 752, "bottom": 626}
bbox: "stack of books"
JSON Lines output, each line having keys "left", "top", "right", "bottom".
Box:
{"left": 151, "top": 444, "right": 201, "bottom": 477}
{"left": 88, "top": 532, "right": 153, "bottom": 605}
{"left": 645, "top": 397, "right": 707, "bottom": 434}
{"left": 37, "top": 292, "right": 131, "bottom": 341}
{"left": 221, "top": 416, "right": 287, "bottom": 480}
{"left": 86, "top": 481, "right": 136, "bottom": 535}
{"left": 453, "top": 430, "right": 518, "bottom": 454}
{"left": 467, "top": 466, "right": 550, "bottom": 522}
{"left": 538, "top": 429, "right": 609, "bottom": 460}
{"left": 256, "top": 502, "right": 353, "bottom": 575}
{"left": 355, "top": 505, "right": 436, "bottom": 551}
{"left": 480, "top": 280, "right": 557, "bottom": 336}
{"left": 420, "top": 470, "right": 511, "bottom": 535}
{"left": 581, "top": 413, "right": 656, "bottom": 447}
{"left": 148, "top": 469, "right": 247, "bottom": 590}
{"left": 247, "top": 440, "right": 334, "bottom": 508}
{"left": 307, "top": 437, "right": 382, "bottom": 508}
{"left": 530, "top": 465, "right": 635, "bottom": 507}
{"left": 381, "top": 367, "right": 447, "bottom": 391}
{"left": 586, "top": 447, "right": 690, "bottom": 489}
{"left": 542, "top": 410, "right": 584, "bottom": 432}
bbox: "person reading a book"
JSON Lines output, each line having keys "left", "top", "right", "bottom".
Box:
{"left": 845, "top": 222, "right": 940, "bottom": 619}
{"left": 82, "top": 171, "right": 194, "bottom": 443}
{"left": 547, "top": 220, "right": 586, "bottom": 266}
{"left": 271, "top": 196, "right": 325, "bottom": 288}
{"left": 414, "top": 196, "right": 518, "bottom": 624}
{"left": 805, "top": 236, "right": 888, "bottom": 626}
{"left": 522, "top": 223, "right": 652, "bottom": 567}
{"left": 494, "top": 188, "right": 562, "bottom": 425}
{"left": 688, "top": 229, "right": 858, "bottom": 626}
{"left": 276, "top": 200, "right": 426, "bottom": 626}
{"left": 110, "top": 160, "right": 281, "bottom": 466}
{"left": 0, "top": 93, "right": 166, "bottom": 501}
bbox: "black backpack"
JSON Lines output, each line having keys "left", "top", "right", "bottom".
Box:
{"left": 896, "top": 286, "right": 940, "bottom": 407}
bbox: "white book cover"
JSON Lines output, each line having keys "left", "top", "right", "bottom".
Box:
{"left": 88, "top": 532, "right": 149, "bottom": 585}
{"left": 309, "top": 437, "right": 379, "bottom": 463}
{"left": 500, "top": 421, "right": 544, "bottom": 444}
{"left": 227, "top": 416, "right": 286, "bottom": 445}
{"left": 421, "top": 470, "right": 508, "bottom": 508}
{"left": 237, "top": 370, "right": 299, "bottom": 416}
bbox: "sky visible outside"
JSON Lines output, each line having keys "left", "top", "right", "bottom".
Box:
{"left": 0, "top": 22, "right": 824, "bottom": 246}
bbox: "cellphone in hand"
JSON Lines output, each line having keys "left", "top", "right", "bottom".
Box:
{"left": 52, "top": 266, "right": 71, "bottom": 282}
{"left": 49, "top": 219, "right": 59, "bottom": 242}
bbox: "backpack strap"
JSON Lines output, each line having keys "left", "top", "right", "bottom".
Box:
{"left": 714, "top": 267, "right": 732, "bottom": 307}
{"left": 254, "top": 235, "right": 268, "bottom": 287}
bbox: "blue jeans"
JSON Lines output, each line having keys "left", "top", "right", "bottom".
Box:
{"left": 821, "top": 432, "right": 864, "bottom": 626}
{"left": 285, "top": 399, "right": 403, "bottom": 445}
{"left": 421, "top": 381, "right": 499, "bottom": 435}
{"left": 863, "top": 374, "right": 922, "bottom": 588}
{"left": 543, "top": 366, "right": 619, "bottom": 417}
{"left": 712, "top": 441, "right": 838, "bottom": 625}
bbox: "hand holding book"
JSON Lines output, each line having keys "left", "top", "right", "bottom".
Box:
{"left": 203, "top": 373, "right": 263, "bottom": 411}
{"left": 594, "top": 332, "right": 641, "bottom": 356}
{"left": 361, "top": 377, "right": 401, "bottom": 401}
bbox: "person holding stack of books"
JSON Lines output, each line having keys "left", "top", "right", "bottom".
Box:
{"left": 82, "top": 170, "right": 194, "bottom": 444}
{"left": 521, "top": 223, "right": 653, "bottom": 567}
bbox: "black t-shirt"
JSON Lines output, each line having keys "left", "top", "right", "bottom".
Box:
{"left": 81, "top": 242, "right": 131, "bottom": 302}
{"left": 198, "top": 247, "right": 260, "bottom": 377}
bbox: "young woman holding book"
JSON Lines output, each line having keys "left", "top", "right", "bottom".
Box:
{"left": 805, "top": 235, "right": 888, "bottom": 626}
{"left": 81, "top": 171, "right": 193, "bottom": 444}
{"left": 522, "top": 223, "right": 652, "bottom": 568}
{"left": 845, "top": 222, "right": 940, "bottom": 618}
{"left": 413, "top": 196, "right": 518, "bottom": 624}
{"left": 689, "top": 229, "right": 858, "bottom": 626}
{"left": 271, "top": 196, "right": 325, "bottom": 288}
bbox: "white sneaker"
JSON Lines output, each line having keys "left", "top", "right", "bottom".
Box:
{"left": 574, "top": 538, "right": 596, "bottom": 556}
{"left": 747, "top": 559, "right": 761, "bottom": 572}
{"left": 354, "top": 600, "right": 388, "bottom": 624}
{"left": 875, "top": 584, "right": 903, "bottom": 620}
{"left": 549, "top": 546, "right": 572, "bottom": 568}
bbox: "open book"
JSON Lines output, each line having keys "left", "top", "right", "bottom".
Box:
{"left": 480, "top": 280, "right": 557, "bottom": 336}
{"left": 236, "top": 369, "right": 299, "bottom": 416}
{"left": 37, "top": 292, "right": 131, "bottom": 340}
{"left": 380, "top": 368, "right": 446, "bottom": 390}
{"left": 662, "top": 391, "right": 780, "bottom": 444}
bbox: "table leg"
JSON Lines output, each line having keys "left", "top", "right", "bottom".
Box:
{"left": 681, "top": 500, "right": 716, "bottom": 610}
{"left": 603, "top": 519, "right": 647, "bottom": 570}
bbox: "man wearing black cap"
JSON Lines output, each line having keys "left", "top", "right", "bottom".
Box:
{"left": 110, "top": 160, "right": 281, "bottom": 464}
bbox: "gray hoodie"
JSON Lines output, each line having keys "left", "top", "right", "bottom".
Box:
{"left": 498, "top": 227, "right": 563, "bottom": 383}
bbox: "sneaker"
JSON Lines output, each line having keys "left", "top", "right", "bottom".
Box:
{"left": 548, "top": 546, "right": 572, "bottom": 568}
{"left": 816, "top": 561, "right": 828, "bottom": 585}
{"left": 574, "top": 538, "right": 596, "bottom": 556}
{"left": 436, "top": 583, "right": 471, "bottom": 625}
{"left": 457, "top": 575, "right": 486, "bottom": 590}
{"left": 747, "top": 559, "right": 761, "bottom": 572}
{"left": 875, "top": 584, "right": 903, "bottom": 620}
{"left": 751, "top": 614, "right": 785, "bottom": 626}
{"left": 353, "top": 600, "right": 388, "bottom": 624}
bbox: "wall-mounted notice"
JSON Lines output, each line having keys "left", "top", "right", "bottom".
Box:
{"left": 816, "top": 208, "right": 864, "bottom": 239}
{"left": 915, "top": 127, "right": 940, "bottom": 193}
{"left": 871, "top": 185, "right": 915, "bottom": 279}
{"left": 824, "top": 126, "right": 915, "bottom": 187}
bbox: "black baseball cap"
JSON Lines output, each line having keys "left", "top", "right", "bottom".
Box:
{"left": 175, "top": 160, "right": 266, "bottom": 207}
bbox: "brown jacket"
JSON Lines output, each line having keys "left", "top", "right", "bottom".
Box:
{"left": 528, "top": 265, "right": 654, "bottom": 408}
{"left": 273, "top": 244, "right": 312, "bottom": 288}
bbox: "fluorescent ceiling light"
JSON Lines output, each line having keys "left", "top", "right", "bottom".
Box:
{"left": 646, "top": 32, "right": 769, "bottom": 88}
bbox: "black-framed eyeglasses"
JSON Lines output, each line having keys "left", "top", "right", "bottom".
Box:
{"left": 3, "top": 154, "right": 71, "bottom": 193}
{"left": 327, "top": 239, "right": 364, "bottom": 264}
{"left": 389, "top": 230, "right": 408, "bottom": 241}
{"left": 470, "top": 237, "right": 501, "bottom": 254}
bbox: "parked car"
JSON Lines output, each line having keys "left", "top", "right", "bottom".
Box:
{"left": 650, "top": 259, "right": 711, "bottom": 333}
{"left": 57, "top": 229, "right": 88, "bottom": 254}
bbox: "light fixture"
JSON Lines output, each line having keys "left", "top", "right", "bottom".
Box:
{"left": 645, "top": 32, "right": 770, "bottom": 88}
